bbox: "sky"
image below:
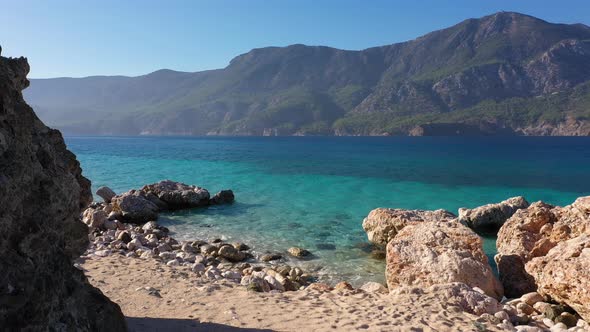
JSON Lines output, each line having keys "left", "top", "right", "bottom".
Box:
{"left": 1, "top": 0, "right": 589, "bottom": 78}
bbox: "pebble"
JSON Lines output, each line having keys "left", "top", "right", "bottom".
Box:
{"left": 550, "top": 323, "right": 567, "bottom": 332}
{"left": 166, "top": 259, "right": 180, "bottom": 266}
{"left": 521, "top": 292, "right": 545, "bottom": 306}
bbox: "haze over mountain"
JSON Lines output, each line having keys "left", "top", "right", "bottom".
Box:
{"left": 24, "top": 12, "right": 590, "bottom": 136}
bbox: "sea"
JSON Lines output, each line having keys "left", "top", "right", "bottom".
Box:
{"left": 65, "top": 136, "right": 590, "bottom": 285}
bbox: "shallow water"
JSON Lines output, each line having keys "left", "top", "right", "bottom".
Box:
{"left": 66, "top": 136, "right": 590, "bottom": 285}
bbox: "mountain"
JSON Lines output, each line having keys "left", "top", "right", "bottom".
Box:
{"left": 24, "top": 12, "right": 590, "bottom": 136}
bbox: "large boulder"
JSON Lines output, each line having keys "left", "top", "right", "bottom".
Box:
{"left": 526, "top": 235, "right": 590, "bottom": 321}
{"left": 141, "top": 180, "right": 210, "bottom": 209}
{"left": 111, "top": 190, "right": 159, "bottom": 223}
{"left": 0, "top": 49, "right": 126, "bottom": 330}
{"left": 495, "top": 197, "right": 590, "bottom": 297}
{"left": 386, "top": 221, "right": 503, "bottom": 299}
{"left": 362, "top": 208, "right": 456, "bottom": 246}
{"left": 458, "top": 196, "right": 529, "bottom": 232}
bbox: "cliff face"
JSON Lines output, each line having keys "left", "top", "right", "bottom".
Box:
{"left": 0, "top": 48, "right": 126, "bottom": 330}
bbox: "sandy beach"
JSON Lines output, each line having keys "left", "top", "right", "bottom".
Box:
{"left": 81, "top": 255, "right": 499, "bottom": 332}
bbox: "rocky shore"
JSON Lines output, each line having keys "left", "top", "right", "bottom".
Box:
{"left": 363, "top": 196, "right": 590, "bottom": 331}
{"left": 83, "top": 182, "right": 590, "bottom": 331}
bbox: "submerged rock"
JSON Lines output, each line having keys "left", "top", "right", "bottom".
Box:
{"left": 362, "top": 208, "right": 456, "bottom": 246}
{"left": 458, "top": 196, "right": 529, "bottom": 232}
{"left": 288, "top": 247, "right": 311, "bottom": 258}
{"left": 386, "top": 221, "right": 503, "bottom": 299}
{"left": 0, "top": 49, "right": 126, "bottom": 330}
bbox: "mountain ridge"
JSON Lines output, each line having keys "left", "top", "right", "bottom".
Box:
{"left": 23, "top": 11, "right": 590, "bottom": 136}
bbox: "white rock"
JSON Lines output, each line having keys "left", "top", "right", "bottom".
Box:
{"left": 166, "top": 259, "right": 180, "bottom": 266}
{"left": 222, "top": 271, "right": 242, "bottom": 280}
{"left": 360, "top": 282, "right": 388, "bottom": 294}
{"left": 94, "top": 249, "right": 111, "bottom": 257}
{"left": 543, "top": 318, "right": 555, "bottom": 327}
{"left": 264, "top": 275, "right": 285, "bottom": 291}
{"left": 550, "top": 323, "right": 568, "bottom": 332}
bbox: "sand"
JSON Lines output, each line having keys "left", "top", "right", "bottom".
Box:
{"left": 81, "top": 255, "right": 500, "bottom": 332}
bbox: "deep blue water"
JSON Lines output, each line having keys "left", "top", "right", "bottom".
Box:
{"left": 65, "top": 136, "right": 590, "bottom": 285}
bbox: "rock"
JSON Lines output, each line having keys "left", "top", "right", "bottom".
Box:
{"left": 306, "top": 283, "right": 333, "bottom": 292}
{"left": 517, "top": 302, "right": 535, "bottom": 315}
{"left": 515, "top": 326, "right": 543, "bottom": 332}
{"left": 261, "top": 253, "right": 282, "bottom": 262}
{"left": 142, "top": 220, "right": 158, "bottom": 231}
{"left": 264, "top": 275, "right": 285, "bottom": 291}
{"left": 96, "top": 186, "right": 116, "bottom": 203}
{"left": 140, "top": 180, "right": 210, "bottom": 209}
{"left": 550, "top": 323, "right": 568, "bottom": 332}
{"left": 525, "top": 235, "right": 590, "bottom": 321}
{"left": 166, "top": 259, "right": 180, "bottom": 266}
{"left": 362, "top": 208, "right": 456, "bottom": 246}
{"left": 555, "top": 312, "right": 578, "bottom": 328}
{"left": 334, "top": 281, "right": 354, "bottom": 291}
{"left": 521, "top": 292, "right": 545, "bottom": 306}
{"left": 218, "top": 245, "right": 246, "bottom": 262}
{"left": 386, "top": 221, "right": 503, "bottom": 299}
{"left": 496, "top": 198, "right": 590, "bottom": 297}
{"left": 159, "top": 252, "right": 176, "bottom": 261}
{"left": 209, "top": 190, "right": 235, "bottom": 205}
{"left": 111, "top": 191, "right": 159, "bottom": 224}
{"left": 191, "top": 263, "right": 205, "bottom": 274}
{"left": 127, "top": 238, "right": 142, "bottom": 251}
{"left": 200, "top": 244, "right": 217, "bottom": 255}
{"left": 494, "top": 310, "right": 511, "bottom": 322}
{"left": 360, "top": 282, "right": 388, "bottom": 294}
{"left": 287, "top": 247, "right": 311, "bottom": 257}
{"left": 0, "top": 51, "right": 126, "bottom": 330}
{"left": 458, "top": 196, "right": 529, "bottom": 231}
{"left": 117, "top": 231, "right": 132, "bottom": 244}
{"left": 181, "top": 242, "right": 199, "bottom": 254}
{"left": 233, "top": 242, "right": 250, "bottom": 251}
{"left": 222, "top": 271, "right": 242, "bottom": 280}
{"left": 82, "top": 208, "right": 107, "bottom": 228}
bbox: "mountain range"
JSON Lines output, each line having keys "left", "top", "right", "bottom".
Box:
{"left": 24, "top": 12, "right": 590, "bottom": 136}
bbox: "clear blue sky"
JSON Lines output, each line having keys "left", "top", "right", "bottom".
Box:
{"left": 1, "top": 0, "right": 588, "bottom": 78}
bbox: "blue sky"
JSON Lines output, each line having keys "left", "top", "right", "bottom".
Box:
{"left": 1, "top": 0, "right": 588, "bottom": 78}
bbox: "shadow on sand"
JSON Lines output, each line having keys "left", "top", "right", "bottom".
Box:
{"left": 126, "top": 317, "right": 275, "bottom": 332}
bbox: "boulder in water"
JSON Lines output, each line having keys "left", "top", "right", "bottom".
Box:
{"left": 458, "top": 196, "right": 529, "bottom": 232}
{"left": 141, "top": 180, "right": 210, "bottom": 209}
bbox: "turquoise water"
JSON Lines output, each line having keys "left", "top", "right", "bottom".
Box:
{"left": 66, "top": 136, "right": 590, "bottom": 285}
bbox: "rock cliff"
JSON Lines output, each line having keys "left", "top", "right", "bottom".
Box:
{"left": 0, "top": 48, "right": 126, "bottom": 330}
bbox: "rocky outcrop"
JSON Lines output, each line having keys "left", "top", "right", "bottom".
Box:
{"left": 526, "top": 235, "right": 590, "bottom": 321}
{"left": 107, "top": 180, "right": 233, "bottom": 223}
{"left": 141, "top": 180, "right": 210, "bottom": 209}
{"left": 362, "top": 208, "right": 456, "bottom": 246}
{"left": 386, "top": 221, "right": 503, "bottom": 299}
{"left": 458, "top": 196, "right": 529, "bottom": 232}
{"left": 495, "top": 197, "right": 590, "bottom": 297}
{"left": 0, "top": 48, "right": 126, "bottom": 330}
